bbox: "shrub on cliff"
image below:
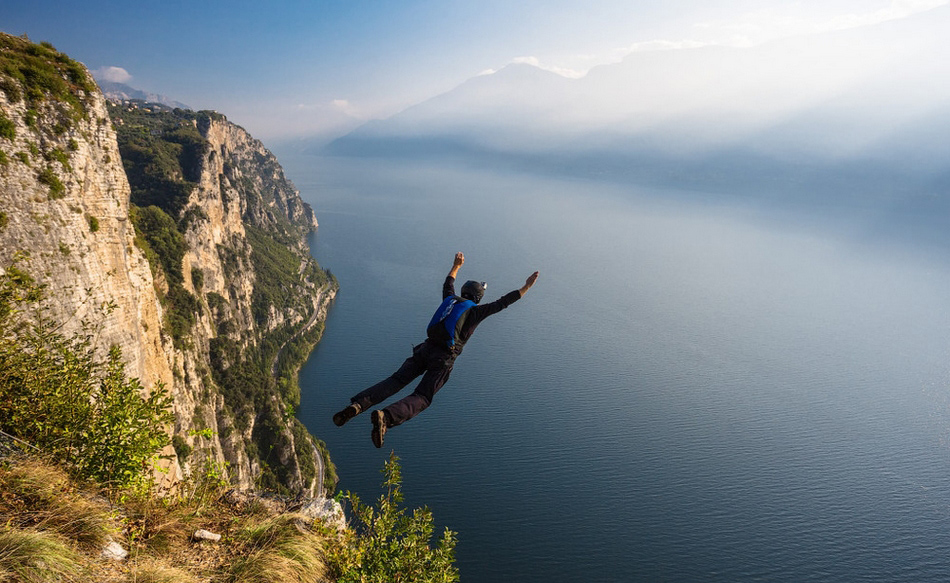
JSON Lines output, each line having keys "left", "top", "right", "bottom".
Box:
{"left": 130, "top": 204, "right": 202, "bottom": 348}
{"left": 327, "top": 453, "right": 459, "bottom": 583}
{"left": 0, "top": 111, "right": 14, "bottom": 141}
{"left": 0, "top": 260, "right": 173, "bottom": 492}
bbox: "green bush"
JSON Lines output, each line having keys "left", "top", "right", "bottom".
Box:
{"left": 165, "top": 286, "right": 201, "bottom": 348}
{"left": 0, "top": 111, "right": 14, "bottom": 141}
{"left": 172, "top": 434, "right": 192, "bottom": 461}
{"left": 206, "top": 291, "right": 227, "bottom": 312}
{"left": 38, "top": 165, "right": 65, "bottom": 199}
{"left": 327, "top": 453, "right": 459, "bottom": 583}
{"left": 191, "top": 267, "right": 204, "bottom": 292}
{"left": 130, "top": 205, "right": 186, "bottom": 284}
{"left": 47, "top": 147, "right": 71, "bottom": 171}
{"left": 0, "top": 262, "right": 174, "bottom": 492}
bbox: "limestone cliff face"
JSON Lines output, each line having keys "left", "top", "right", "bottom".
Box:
{"left": 0, "top": 36, "right": 335, "bottom": 497}
{"left": 0, "top": 56, "right": 180, "bottom": 489}
{"left": 153, "top": 110, "right": 336, "bottom": 496}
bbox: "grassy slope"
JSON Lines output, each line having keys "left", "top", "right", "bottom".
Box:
{"left": 0, "top": 455, "right": 331, "bottom": 583}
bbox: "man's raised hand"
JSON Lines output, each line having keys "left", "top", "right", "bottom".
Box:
{"left": 520, "top": 271, "right": 539, "bottom": 296}
{"left": 449, "top": 252, "right": 465, "bottom": 278}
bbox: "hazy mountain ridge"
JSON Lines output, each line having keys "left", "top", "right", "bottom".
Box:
{"left": 328, "top": 5, "right": 950, "bottom": 202}
{"left": 97, "top": 79, "right": 191, "bottom": 110}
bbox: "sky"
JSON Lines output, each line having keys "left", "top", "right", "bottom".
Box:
{"left": 2, "top": 0, "right": 947, "bottom": 143}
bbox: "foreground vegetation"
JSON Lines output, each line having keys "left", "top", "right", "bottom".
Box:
{"left": 0, "top": 257, "right": 173, "bottom": 494}
{"left": 0, "top": 453, "right": 458, "bottom": 583}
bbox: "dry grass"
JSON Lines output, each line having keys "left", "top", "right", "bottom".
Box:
{"left": 122, "top": 560, "right": 200, "bottom": 583}
{"left": 121, "top": 494, "right": 197, "bottom": 557}
{"left": 0, "top": 458, "right": 115, "bottom": 550}
{"left": 0, "top": 456, "right": 333, "bottom": 583}
{"left": 0, "top": 528, "right": 83, "bottom": 582}
{"left": 227, "top": 515, "right": 327, "bottom": 583}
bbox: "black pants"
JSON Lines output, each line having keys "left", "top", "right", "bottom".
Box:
{"left": 350, "top": 341, "right": 455, "bottom": 426}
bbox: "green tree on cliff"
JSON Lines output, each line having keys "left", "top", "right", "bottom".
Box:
{"left": 0, "top": 259, "right": 173, "bottom": 492}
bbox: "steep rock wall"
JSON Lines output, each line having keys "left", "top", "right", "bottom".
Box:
{"left": 0, "top": 49, "right": 180, "bottom": 489}
{"left": 149, "top": 109, "right": 335, "bottom": 496}
{"left": 0, "top": 35, "right": 335, "bottom": 497}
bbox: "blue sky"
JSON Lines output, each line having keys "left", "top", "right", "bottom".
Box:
{"left": 3, "top": 0, "right": 947, "bottom": 142}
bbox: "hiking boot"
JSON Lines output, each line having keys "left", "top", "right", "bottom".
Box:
{"left": 371, "top": 410, "right": 388, "bottom": 448}
{"left": 332, "top": 403, "right": 361, "bottom": 427}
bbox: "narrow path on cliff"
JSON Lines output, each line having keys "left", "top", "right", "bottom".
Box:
{"left": 311, "top": 440, "right": 324, "bottom": 497}
{"left": 269, "top": 282, "right": 333, "bottom": 497}
{"left": 269, "top": 283, "right": 331, "bottom": 377}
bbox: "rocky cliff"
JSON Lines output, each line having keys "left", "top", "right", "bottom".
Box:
{"left": 0, "top": 34, "right": 336, "bottom": 497}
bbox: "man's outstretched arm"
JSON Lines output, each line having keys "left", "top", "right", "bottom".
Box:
{"left": 448, "top": 252, "right": 464, "bottom": 279}
{"left": 444, "top": 252, "right": 465, "bottom": 298}
{"left": 519, "top": 271, "right": 539, "bottom": 297}
{"left": 466, "top": 270, "right": 539, "bottom": 324}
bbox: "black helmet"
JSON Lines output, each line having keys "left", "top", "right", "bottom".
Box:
{"left": 460, "top": 280, "right": 487, "bottom": 304}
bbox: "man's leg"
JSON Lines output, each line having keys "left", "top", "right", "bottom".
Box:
{"left": 333, "top": 345, "right": 425, "bottom": 426}
{"left": 373, "top": 365, "right": 453, "bottom": 448}
{"left": 382, "top": 361, "right": 453, "bottom": 427}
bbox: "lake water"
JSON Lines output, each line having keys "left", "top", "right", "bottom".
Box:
{"left": 278, "top": 152, "right": 950, "bottom": 582}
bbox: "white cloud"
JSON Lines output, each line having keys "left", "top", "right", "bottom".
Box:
{"left": 92, "top": 66, "right": 132, "bottom": 84}
{"left": 623, "top": 39, "right": 710, "bottom": 53}
{"left": 691, "top": 0, "right": 949, "bottom": 47}
{"left": 609, "top": 38, "right": 715, "bottom": 64}
{"left": 331, "top": 99, "right": 362, "bottom": 118}
{"left": 479, "top": 0, "right": 948, "bottom": 88}
{"left": 818, "top": 0, "right": 949, "bottom": 31}
{"left": 510, "top": 56, "right": 586, "bottom": 79}
{"left": 295, "top": 98, "right": 364, "bottom": 119}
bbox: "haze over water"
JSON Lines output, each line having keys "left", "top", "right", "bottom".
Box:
{"left": 283, "top": 151, "right": 950, "bottom": 583}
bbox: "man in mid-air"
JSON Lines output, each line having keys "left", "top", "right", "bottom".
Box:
{"left": 332, "top": 252, "right": 539, "bottom": 447}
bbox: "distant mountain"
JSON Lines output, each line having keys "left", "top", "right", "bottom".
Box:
{"left": 96, "top": 80, "right": 191, "bottom": 110}
{"left": 328, "top": 4, "right": 950, "bottom": 198}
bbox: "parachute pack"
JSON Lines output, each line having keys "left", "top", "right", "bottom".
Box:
{"left": 426, "top": 296, "right": 476, "bottom": 348}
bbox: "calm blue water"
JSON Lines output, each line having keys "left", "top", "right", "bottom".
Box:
{"left": 279, "top": 152, "right": 950, "bottom": 583}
